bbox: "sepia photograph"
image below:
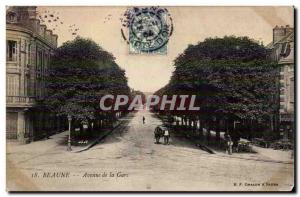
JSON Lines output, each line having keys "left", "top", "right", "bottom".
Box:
{"left": 5, "top": 4, "right": 295, "bottom": 192}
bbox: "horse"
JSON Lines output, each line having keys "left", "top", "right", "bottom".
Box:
{"left": 154, "top": 126, "right": 164, "bottom": 144}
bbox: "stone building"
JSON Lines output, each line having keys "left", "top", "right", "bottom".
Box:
{"left": 6, "top": 6, "right": 64, "bottom": 142}
{"left": 267, "top": 25, "right": 294, "bottom": 139}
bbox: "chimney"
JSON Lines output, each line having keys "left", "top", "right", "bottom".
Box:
{"left": 26, "top": 6, "right": 38, "bottom": 19}
{"left": 285, "top": 25, "right": 294, "bottom": 35}
{"left": 273, "top": 25, "right": 286, "bottom": 44}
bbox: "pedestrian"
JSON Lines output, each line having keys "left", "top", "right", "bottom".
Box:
{"left": 227, "top": 136, "right": 233, "bottom": 155}
{"left": 164, "top": 129, "right": 170, "bottom": 145}
{"left": 143, "top": 116, "right": 145, "bottom": 124}
{"left": 154, "top": 126, "right": 161, "bottom": 144}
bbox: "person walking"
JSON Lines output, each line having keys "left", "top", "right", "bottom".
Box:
{"left": 227, "top": 136, "right": 233, "bottom": 155}
{"left": 154, "top": 126, "right": 161, "bottom": 144}
{"left": 143, "top": 116, "right": 145, "bottom": 124}
{"left": 164, "top": 129, "right": 170, "bottom": 145}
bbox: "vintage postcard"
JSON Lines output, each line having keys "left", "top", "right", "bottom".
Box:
{"left": 6, "top": 6, "right": 295, "bottom": 192}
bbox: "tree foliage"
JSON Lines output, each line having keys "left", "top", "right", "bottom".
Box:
{"left": 42, "top": 37, "right": 130, "bottom": 123}
{"left": 155, "top": 36, "right": 279, "bottom": 137}
{"left": 174, "top": 36, "right": 267, "bottom": 65}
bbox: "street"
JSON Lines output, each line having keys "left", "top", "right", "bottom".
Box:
{"left": 7, "top": 110, "right": 294, "bottom": 191}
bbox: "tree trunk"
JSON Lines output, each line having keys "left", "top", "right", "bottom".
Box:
{"left": 207, "top": 120, "right": 211, "bottom": 144}
{"left": 199, "top": 119, "right": 203, "bottom": 139}
{"left": 216, "top": 119, "right": 220, "bottom": 147}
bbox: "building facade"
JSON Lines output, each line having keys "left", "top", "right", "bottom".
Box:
{"left": 267, "top": 25, "right": 294, "bottom": 139}
{"left": 6, "top": 6, "right": 63, "bottom": 143}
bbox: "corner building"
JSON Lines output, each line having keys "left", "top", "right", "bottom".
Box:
{"left": 6, "top": 6, "right": 64, "bottom": 143}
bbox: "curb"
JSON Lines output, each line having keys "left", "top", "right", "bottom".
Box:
{"left": 195, "top": 143, "right": 215, "bottom": 154}
{"left": 212, "top": 153, "right": 294, "bottom": 164}
{"left": 169, "top": 128, "right": 216, "bottom": 154}
{"left": 72, "top": 120, "right": 123, "bottom": 153}
{"left": 186, "top": 135, "right": 216, "bottom": 154}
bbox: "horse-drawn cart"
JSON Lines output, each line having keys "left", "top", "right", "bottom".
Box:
{"left": 154, "top": 126, "right": 168, "bottom": 144}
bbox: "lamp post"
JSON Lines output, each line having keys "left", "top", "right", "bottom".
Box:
{"left": 67, "top": 115, "right": 72, "bottom": 151}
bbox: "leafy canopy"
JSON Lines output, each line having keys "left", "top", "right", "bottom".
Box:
{"left": 43, "top": 37, "right": 130, "bottom": 122}
{"left": 155, "top": 36, "right": 279, "bottom": 121}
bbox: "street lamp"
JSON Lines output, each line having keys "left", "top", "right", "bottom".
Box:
{"left": 67, "top": 115, "right": 72, "bottom": 151}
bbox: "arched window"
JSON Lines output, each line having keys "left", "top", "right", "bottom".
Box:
{"left": 6, "top": 11, "right": 17, "bottom": 23}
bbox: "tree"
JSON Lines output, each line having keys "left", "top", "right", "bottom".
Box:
{"left": 41, "top": 37, "right": 130, "bottom": 133}
{"left": 155, "top": 36, "right": 280, "bottom": 142}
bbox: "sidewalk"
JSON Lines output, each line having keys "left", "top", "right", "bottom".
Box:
{"left": 167, "top": 125, "right": 293, "bottom": 164}
{"left": 71, "top": 119, "right": 123, "bottom": 153}
{"left": 7, "top": 131, "right": 68, "bottom": 155}
{"left": 7, "top": 116, "right": 128, "bottom": 155}
{"left": 251, "top": 145, "right": 293, "bottom": 163}
{"left": 202, "top": 129, "right": 293, "bottom": 163}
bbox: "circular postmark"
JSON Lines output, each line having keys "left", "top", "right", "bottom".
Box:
{"left": 120, "top": 7, "right": 173, "bottom": 54}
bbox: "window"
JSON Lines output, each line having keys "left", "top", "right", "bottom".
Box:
{"left": 43, "top": 53, "right": 47, "bottom": 74}
{"left": 290, "top": 77, "right": 294, "bottom": 103}
{"left": 6, "top": 12, "right": 17, "bottom": 23}
{"left": 28, "top": 44, "right": 31, "bottom": 64}
{"left": 43, "top": 53, "right": 50, "bottom": 74}
{"left": 37, "top": 50, "right": 44, "bottom": 71}
{"left": 280, "top": 43, "right": 291, "bottom": 57}
{"left": 7, "top": 40, "right": 17, "bottom": 62}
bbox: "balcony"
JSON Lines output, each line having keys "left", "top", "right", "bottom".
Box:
{"left": 6, "top": 96, "right": 35, "bottom": 108}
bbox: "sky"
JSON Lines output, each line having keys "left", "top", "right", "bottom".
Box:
{"left": 38, "top": 6, "right": 294, "bottom": 93}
